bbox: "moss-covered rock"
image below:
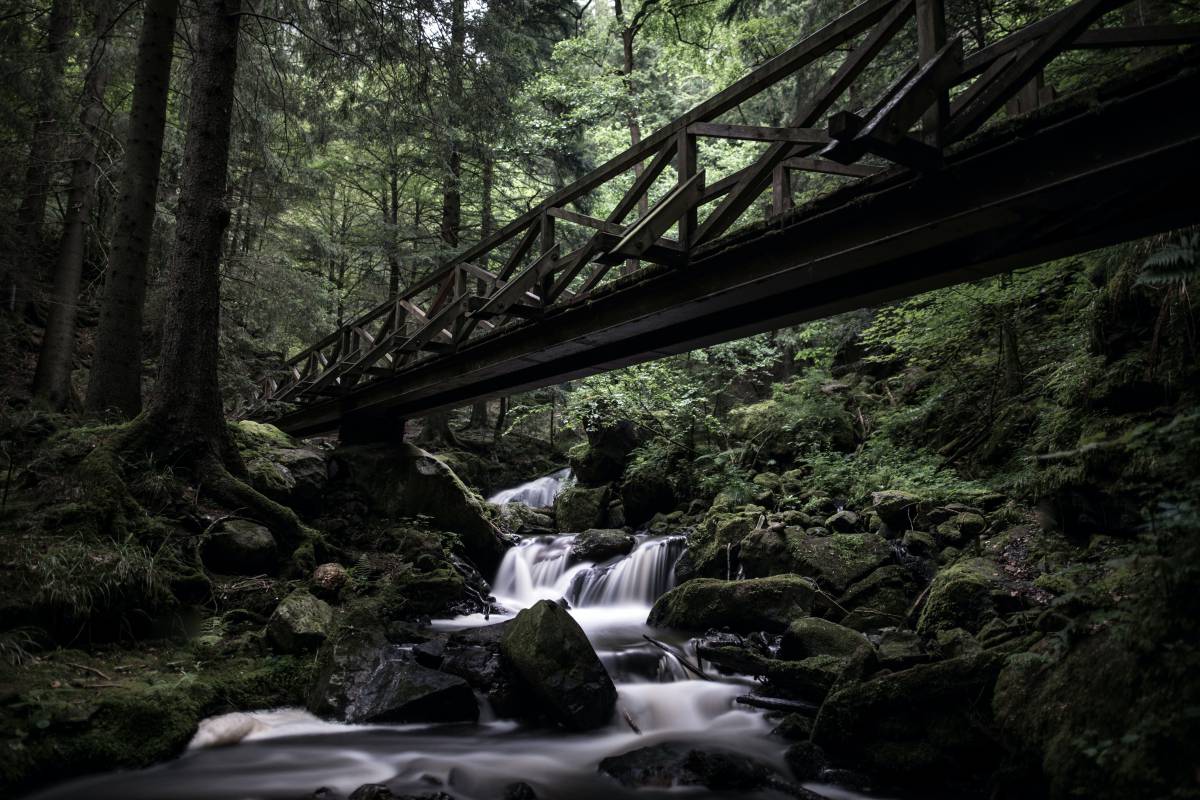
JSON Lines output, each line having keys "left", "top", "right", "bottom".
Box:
{"left": 647, "top": 575, "right": 815, "bottom": 633}
{"left": 934, "top": 511, "right": 987, "bottom": 548}
{"left": 499, "top": 600, "right": 616, "bottom": 731}
{"left": 599, "top": 742, "right": 783, "bottom": 792}
{"left": 687, "top": 512, "right": 760, "bottom": 577}
{"left": 201, "top": 519, "right": 279, "bottom": 575}
{"left": 837, "top": 564, "right": 922, "bottom": 632}
{"left": 812, "top": 653, "right": 1005, "bottom": 791}
{"left": 328, "top": 443, "right": 507, "bottom": 571}
{"left": 554, "top": 484, "right": 610, "bottom": 532}
{"left": 917, "top": 557, "right": 1005, "bottom": 637}
{"left": 741, "top": 529, "right": 893, "bottom": 595}
{"left": 871, "top": 490, "right": 921, "bottom": 531}
{"left": 780, "top": 617, "right": 873, "bottom": 661}
{"left": 0, "top": 649, "right": 309, "bottom": 796}
{"left": 267, "top": 590, "right": 333, "bottom": 653}
{"left": 824, "top": 510, "right": 858, "bottom": 533}
{"left": 569, "top": 421, "right": 638, "bottom": 485}
{"left": 231, "top": 420, "right": 327, "bottom": 517}
{"left": 901, "top": 529, "right": 936, "bottom": 557}
{"left": 571, "top": 529, "right": 636, "bottom": 563}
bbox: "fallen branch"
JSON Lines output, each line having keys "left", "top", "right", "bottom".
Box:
{"left": 621, "top": 706, "right": 642, "bottom": 734}
{"left": 642, "top": 634, "right": 710, "bottom": 681}
{"left": 65, "top": 661, "right": 112, "bottom": 681}
{"left": 735, "top": 694, "right": 819, "bottom": 715}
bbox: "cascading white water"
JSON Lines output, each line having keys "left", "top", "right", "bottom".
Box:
{"left": 487, "top": 468, "right": 571, "bottom": 507}
{"left": 28, "top": 477, "right": 876, "bottom": 800}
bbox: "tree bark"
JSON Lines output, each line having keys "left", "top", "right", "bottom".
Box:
{"left": 468, "top": 151, "right": 494, "bottom": 430}
{"left": 86, "top": 0, "right": 181, "bottom": 419}
{"left": 15, "top": 0, "right": 74, "bottom": 247}
{"left": 31, "top": 1, "right": 115, "bottom": 409}
{"left": 139, "top": 0, "right": 241, "bottom": 462}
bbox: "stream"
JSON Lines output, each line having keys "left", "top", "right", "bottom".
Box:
{"left": 27, "top": 474, "right": 877, "bottom": 800}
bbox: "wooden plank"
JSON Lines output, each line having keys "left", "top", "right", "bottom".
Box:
{"left": 687, "top": 122, "right": 830, "bottom": 144}
{"left": 398, "top": 295, "right": 467, "bottom": 354}
{"left": 782, "top": 156, "right": 884, "bottom": 177}
{"left": 692, "top": 0, "right": 916, "bottom": 246}
{"left": 824, "top": 35, "right": 962, "bottom": 167}
{"left": 950, "top": 46, "right": 1022, "bottom": 117}
{"left": 772, "top": 163, "right": 792, "bottom": 215}
{"left": 497, "top": 223, "right": 538, "bottom": 282}
{"left": 547, "top": 206, "right": 625, "bottom": 235}
{"left": 947, "top": 0, "right": 1130, "bottom": 141}
{"left": 607, "top": 171, "right": 706, "bottom": 259}
{"left": 469, "top": 245, "right": 560, "bottom": 322}
{"left": 1070, "top": 23, "right": 1200, "bottom": 48}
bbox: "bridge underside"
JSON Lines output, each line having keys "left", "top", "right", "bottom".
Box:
{"left": 275, "top": 54, "right": 1200, "bottom": 438}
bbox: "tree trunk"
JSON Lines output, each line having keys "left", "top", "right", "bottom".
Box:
{"left": 15, "top": 0, "right": 74, "bottom": 247}
{"left": 140, "top": 0, "right": 241, "bottom": 459}
{"left": 31, "top": 1, "right": 115, "bottom": 409}
{"left": 86, "top": 0, "right": 181, "bottom": 419}
{"left": 387, "top": 161, "right": 401, "bottom": 297}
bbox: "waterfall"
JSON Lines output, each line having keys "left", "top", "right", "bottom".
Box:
{"left": 492, "top": 534, "right": 685, "bottom": 610}
{"left": 487, "top": 468, "right": 571, "bottom": 507}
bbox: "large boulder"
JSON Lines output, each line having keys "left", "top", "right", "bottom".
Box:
{"left": 599, "top": 743, "right": 789, "bottom": 794}
{"left": 570, "top": 421, "right": 639, "bottom": 485}
{"left": 917, "top": 557, "right": 1006, "bottom": 637}
{"left": 812, "top": 653, "right": 1005, "bottom": 790}
{"left": 499, "top": 600, "right": 617, "bottom": 731}
{"left": 781, "top": 617, "right": 873, "bottom": 661}
{"left": 741, "top": 529, "right": 893, "bottom": 595}
{"left": 571, "top": 529, "right": 636, "bottom": 563}
{"left": 687, "top": 512, "right": 760, "bottom": 578}
{"left": 329, "top": 443, "right": 507, "bottom": 571}
{"left": 647, "top": 575, "right": 815, "bottom": 633}
{"left": 554, "top": 484, "right": 611, "bottom": 532}
{"left": 934, "top": 511, "right": 988, "bottom": 548}
{"left": 308, "top": 628, "right": 478, "bottom": 724}
{"left": 268, "top": 590, "right": 333, "bottom": 653}
{"left": 233, "top": 421, "right": 328, "bottom": 517}
{"left": 201, "top": 520, "right": 279, "bottom": 575}
{"left": 414, "top": 621, "right": 526, "bottom": 718}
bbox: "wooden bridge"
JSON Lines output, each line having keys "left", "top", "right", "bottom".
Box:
{"left": 254, "top": 0, "right": 1200, "bottom": 438}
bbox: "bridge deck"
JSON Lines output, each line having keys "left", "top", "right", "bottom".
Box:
{"left": 255, "top": 0, "right": 1200, "bottom": 437}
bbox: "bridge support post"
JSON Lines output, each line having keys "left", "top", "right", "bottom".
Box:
{"left": 339, "top": 406, "right": 406, "bottom": 446}
{"left": 916, "top": 0, "right": 948, "bottom": 146}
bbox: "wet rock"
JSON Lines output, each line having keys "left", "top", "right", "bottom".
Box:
{"left": 824, "top": 510, "right": 858, "bottom": 533}
{"left": 687, "top": 511, "right": 759, "bottom": 577}
{"left": 308, "top": 628, "right": 478, "bottom": 724}
{"left": 435, "top": 621, "right": 525, "bottom": 718}
{"left": 933, "top": 627, "right": 982, "bottom": 658}
{"left": 496, "top": 503, "right": 555, "bottom": 536}
{"left": 201, "top": 519, "right": 278, "bottom": 575}
{"left": 348, "top": 786, "right": 393, "bottom": 800}
{"left": 571, "top": 529, "right": 636, "bottom": 563}
{"left": 765, "top": 654, "right": 859, "bottom": 701}
{"left": 599, "top": 743, "right": 784, "bottom": 793}
{"left": 554, "top": 484, "right": 611, "bottom": 532}
{"left": 502, "top": 782, "right": 537, "bottom": 800}
{"left": 268, "top": 590, "right": 333, "bottom": 653}
{"left": 837, "top": 564, "right": 922, "bottom": 632}
{"left": 696, "top": 631, "right": 770, "bottom": 674}
{"left": 871, "top": 490, "right": 921, "bottom": 531}
{"left": 647, "top": 575, "right": 815, "bottom": 633}
{"left": 781, "top": 617, "right": 873, "bottom": 661}
{"left": 772, "top": 713, "right": 814, "bottom": 741}
{"left": 785, "top": 741, "right": 827, "bottom": 780}
{"left": 812, "top": 653, "right": 1004, "bottom": 789}
{"left": 311, "top": 562, "right": 349, "bottom": 600}
{"left": 500, "top": 600, "right": 617, "bottom": 731}
{"left": 917, "top": 557, "right": 1006, "bottom": 636}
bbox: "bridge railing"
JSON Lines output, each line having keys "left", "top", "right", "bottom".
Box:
{"left": 254, "top": 0, "right": 1198, "bottom": 410}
